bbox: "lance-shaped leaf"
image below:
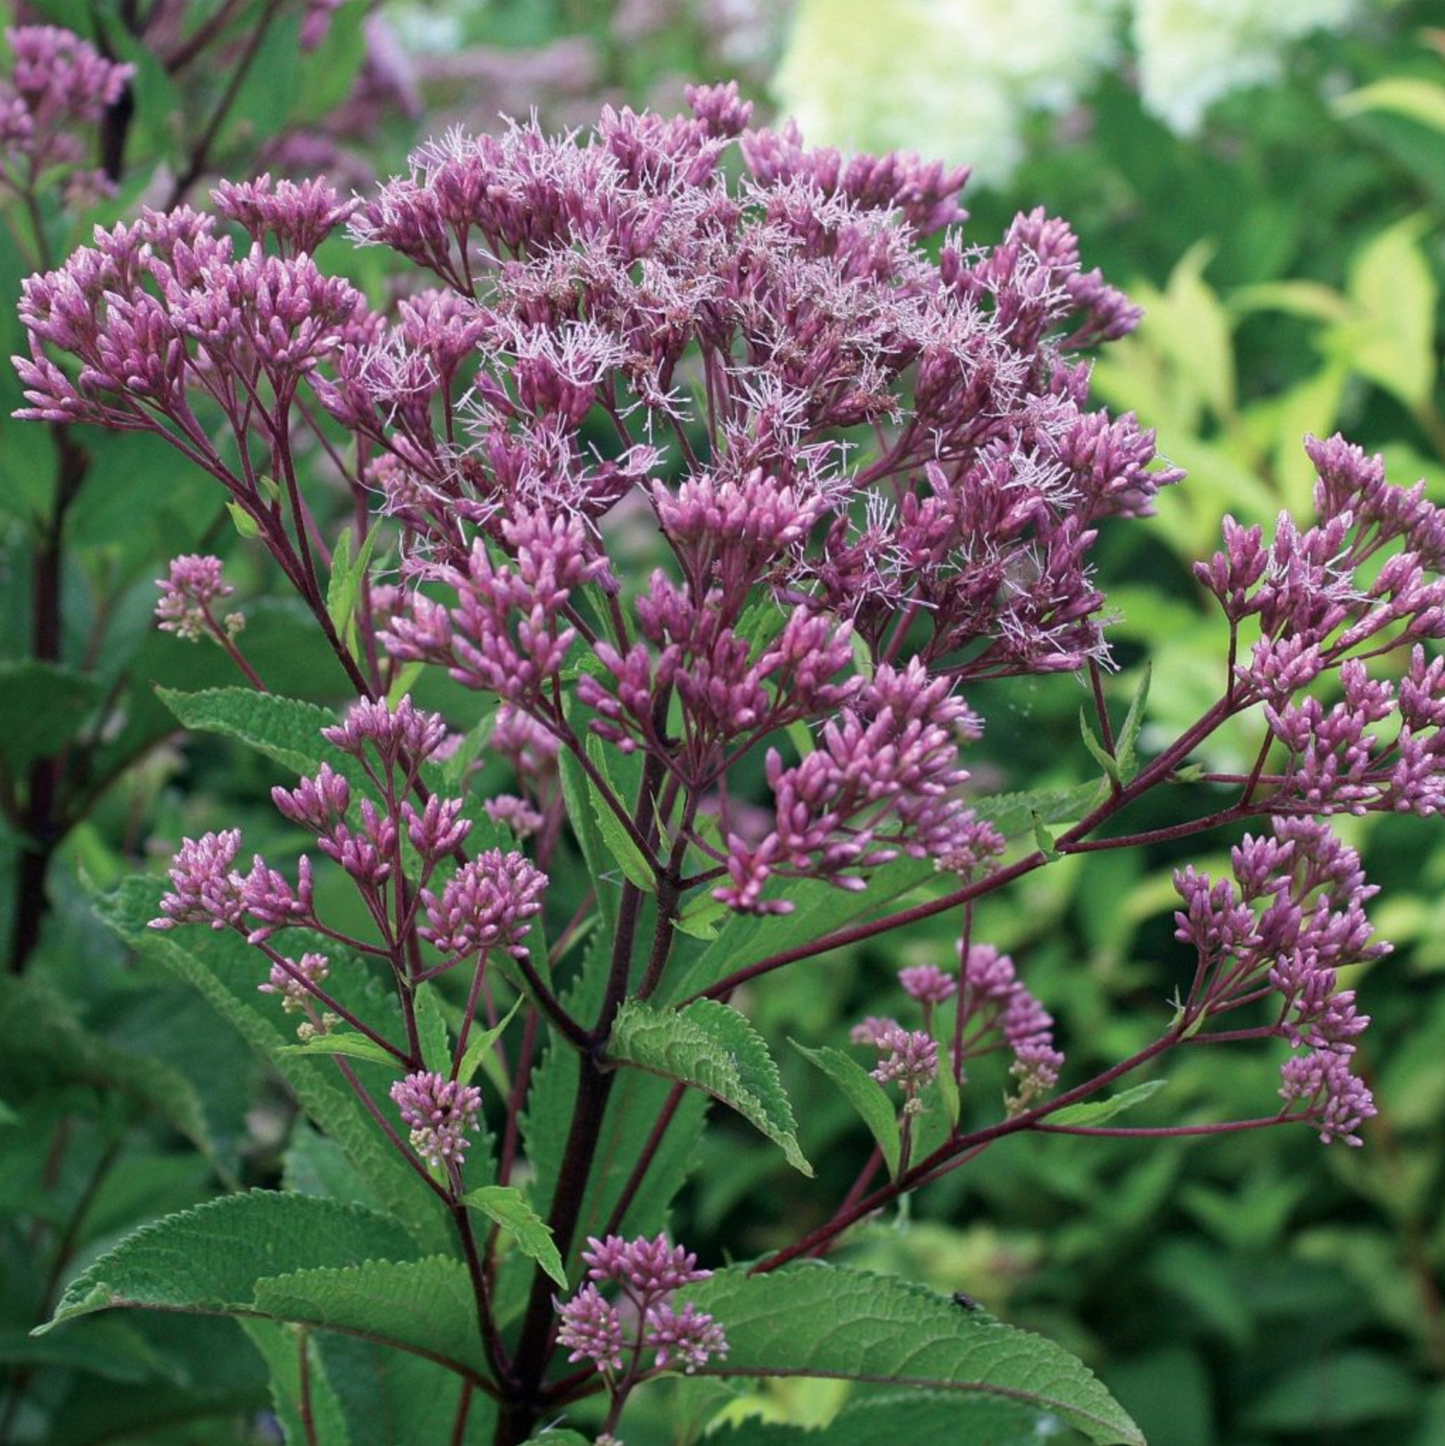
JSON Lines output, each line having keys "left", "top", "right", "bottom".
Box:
{"left": 43, "top": 1193, "right": 421, "bottom": 1329}
{"left": 607, "top": 1000, "right": 811, "bottom": 1176}
{"left": 41, "top": 1195, "right": 486, "bottom": 1380}
{"left": 1048, "top": 1079, "right": 1168, "bottom": 1127}
{"left": 791, "top": 1040, "right": 901, "bottom": 1178}
{"left": 155, "top": 685, "right": 339, "bottom": 776}
{"left": 684, "top": 1266, "right": 1144, "bottom": 1446}
{"left": 460, "top": 1186, "right": 567, "bottom": 1288}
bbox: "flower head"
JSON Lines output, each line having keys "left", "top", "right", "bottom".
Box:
{"left": 390, "top": 1070, "right": 482, "bottom": 1168}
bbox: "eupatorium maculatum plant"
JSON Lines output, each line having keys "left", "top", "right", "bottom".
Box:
{"left": 15, "top": 79, "right": 1445, "bottom": 1446}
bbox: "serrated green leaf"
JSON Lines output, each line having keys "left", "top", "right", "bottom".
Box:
{"left": 242, "top": 1322, "right": 351, "bottom": 1446}
{"left": 673, "top": 892, "right": 729, "bottom": 941}
{"left": 155, "top": 685, "right": 337, "bottom": 776}
{"left": 970, "top": 781, "right": 1107, "bottom": 842}
{"left": 791, "top": 1040, "right": 900, "bottom": 1178}
{"left": 457, "top": 996, "right": 524, "bottom": 1089}
{"left": 279, "top": 1034, "right": 402, "bottom": 1069}
{"left": 1048, "top": 1079, "right": 1168, "bottom": 1127}
{"left": 707, "top": 1390, "right": 1061, "bottom": 1445}
{"left": 44, "top": 1193, "right": 423, "bottom": 1332}
{"left": 608, "top": 1000, "right": 811, "bottom": 1175}
{"left": 460, "top": 1186, "right": 566, "bottom": 1288}
{"left": 415, "top": 986, "right": 452, "bottom": 1076}
{"left": 253, "top": 1257, "right": 484, "bottom": 1375}
{"left": 557, "top": 741, "right": 618, "bottom": 935}
{"left": 686, "top": 1266, "right": 1144, "bottom": 1445}
{"left": 585, "top": 734, "right": 656, "bottom": 893}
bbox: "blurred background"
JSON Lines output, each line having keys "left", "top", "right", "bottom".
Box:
{"left": 3, "top": 1, "right": 1445, "bottom": 1443}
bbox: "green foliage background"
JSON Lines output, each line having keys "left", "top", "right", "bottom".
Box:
{"left": 3, "top": 1, "right": 1445, "bottom": 1443}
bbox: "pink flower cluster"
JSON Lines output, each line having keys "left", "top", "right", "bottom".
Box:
{"left": 1174, "top": 817, "right": 1384, "bottom": 1145}
{"left": 390, "top": 1070, "right": 483, "bottom": 1168}
{"left": 556, "top": 1234, "right": 727, "bottom": 1377}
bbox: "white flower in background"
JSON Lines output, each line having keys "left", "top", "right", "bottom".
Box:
{"left": 1133, "top": 0, "right": 1361, "bottom": 134}
{"left": 773, "top": 0, "right": 1123, "bottom": 188}
{"left": 774, "top": 0, "right": 1368, "bottom": 187}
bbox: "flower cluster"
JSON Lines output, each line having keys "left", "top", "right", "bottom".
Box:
{"left": 152, "top": 696, "right": 547, "bottom": 1012}
{"left": 1173, "top": 816, "right": 1384, "bottom": 1144}
{"left": 556, "top": 1234, "right": 727, "bottom": 1378}
{"left": 390, "top": 1070, "right": 483, "bottom": 1168}
{"left": 0, "top": 26, "right": 132, "bottom": 195}
{"left": 155, "top": 554, "right": 243, "bottom": 643}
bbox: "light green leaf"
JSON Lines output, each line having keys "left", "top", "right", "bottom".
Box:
{"left": 279, "top": 1034, "right": 402, "bottom": 1069}
{"left": 1048, "top": 1079, "right": 1168, "bottom": 1127}
{"left": 1030, "top": 811, "right": 1061, "bottom": 861}
{"left": 457, "top": 996, "right": 524, "bottom": 1089}
{"left": 674, "top": 892, "right": 730, "bottom": 941}
{"left": 585, "top": 735, "right": 656, "bottom": 893}
{"left": 241, "top": 1322, "right": 351, "bottom": 1446}
{"left": 1342, "top": 216, "right": 1437, "bottom": 411}
{"left": 687, "top": 1265, "right": 1144, "bottom": 1445}
{"left": 791, "top": 1040, "right": 900, "bottom": 1177}
{"left": 608, "top": 1000, "right": 811, "bottom": 1175}
{"left": 1335, "top": 77, "right": 1445, "bottom": 133}
{"left": 1079, "top": 712, "right": 1121, "bottom": 784}
{"left": 460, "top": 1186, "right": 567, "bottom": 1288}
{"left": 0, "top": 1099, "right": 17, "bottom": 1125}
{"left": 44, "top": 1193, "right": 423, "bottom": 1332}
{"left": 227, "top": 500, "right": 261, "bottom": 539}
{"left": 1115, "top": 665, "right": 1151, "bottom": 783}
{"left": 326, "top": 524, "right": 380, "bottom": 645}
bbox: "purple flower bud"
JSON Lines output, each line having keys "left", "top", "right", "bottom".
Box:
{"left": 390, "top": 1070, "right": 482, "bottom": 1167}
{"left": 259, "top": 952, "right": 330, "bottom": 1011}
{"left": 643, "top": 1300, "right": 728, "bottom": 1373}
{"left": 420, "top": 849, "right": 547, "bottom": 959}
{"left": 557, "top": 1283, "right": 625, "bottom": 1372}
{"left": 899, "top": 964, "right": 957, "bottom": 1004}
{"left": 151, "top": 830, "right": 245, "bottom": 930}
{"left": 156, "top": 555, "right": 234, "bottom": 642}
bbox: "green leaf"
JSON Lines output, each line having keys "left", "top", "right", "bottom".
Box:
{"left": 326, "top": 524, "right": 380, "bottom": 645}
{"left": 460, "top": 1186, "right": 567, "bottom": 1288}
{"left": 1342, "top": 216, "right": 1437, "bottom": 411}
{"left": 0, "top": 975, "right": 215, "bottom": 1165}
{"left": 227, "top": 499, "right": 262, "bottom": 539}
{"left": 791, "top": 1040, "right": 900, "bottom": 1177}
{"left": 242, "top": 1322, "right": 351, "bottom": 1446}
{"left": 1079, "top": 711, "right": 1121, "bottom": 784}
{"left": 1048, "top": 1079, "right": 1168, "bottom": 1127}
{"left": 44, "top": 1193, "right": 423, "bottom": 1332}
{"left": 608, "top": 1000, "right": 812, "bottom": 1176}
{"left": 95, "top": 879, "right": 452, "bottom": 1254}
{"left": 969, "top": 781, "right": 1107, "bottom": 842}
{"left": 252, "top": 1257, "right": 484, "bottom": 1375}
{"left": 585, "top": 734, "right": 656, "bottom": 893}
{"left": 155, "top": 685, "right": 338, "bottom": 776}
{"left": 1335, "top": 77, "right": 1445, "bottom": 134}
{"left": 1030, "top": 811, "right": 1061, "bottom": 861}
{"left": 1115, "top": 665, "right": 1151, "bottom": 783}
{"left": 415, "top": 986, "right": 453, "bottom": 1076}
{"left": 687, "top": 1266, "right": 1144, "bottom": 1445}
{"left": 279, "top": 1034, "right": 403, "bottom": 1069}
{"left": 557, "top": 740, "right": 617, "bottom": 935}
{"left": 1242, "top": 1349, "right": 1421, "bottom": 1431}
{"left": 707, "top": 1390, "right": 1063, "bottom": 1445}
{"left": 0, "top": 661, "right": 103, "bottom": 775}
{"left": 457, "top": 995, "right": 524, "bottom": 1089}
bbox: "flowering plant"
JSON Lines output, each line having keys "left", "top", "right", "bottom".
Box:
{"left": 13, "top": 72, "right": 1445, "bottom": 1446}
